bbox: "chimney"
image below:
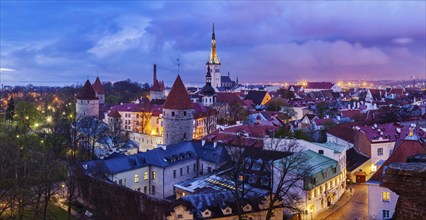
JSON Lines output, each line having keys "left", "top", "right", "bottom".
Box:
{"left": 153, "top": 64, "right": 157, "bottom": 83}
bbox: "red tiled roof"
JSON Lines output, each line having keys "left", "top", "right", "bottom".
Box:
{"left": 306, "top": 82, "right": 334, "bottom": 90}
{"left": 92, "top": 77, "right": 105, "bottom": 94}
{"left": 216, "top": 92, "right": 245, "bottom": 105}
{"left": 313, "top": 118, "right": 334, "bottom": 125}
{"left": 107, "top": 109, "right": 121, "bottom": 118}
{"left": 388, "top": 88, "right": 404, "bottom": 96}
{"left": 327, "top": 123, "right": 359, "bottom": 143}
{"left": 341, "top": 109, "right": 361, "bottom": 119}
{"left": 77, "top": 80, "right": 98, "bottom": 100}
{"left": 163, "top": 75, "right": 194, "bottom": 110}
{"left": 193, "top": 103, "right": 217, "bottom": 119}
{"left": 203, "top": 124, "right": 279, "bottom": 148}
{"left": 357, "top": 122, "right": 426, "bottom": 143}
{"left": 151, "top": 79, "right": 165, "bottom": 92}
{"left": 370, "top": 139, "right": 426, "bottom": 182}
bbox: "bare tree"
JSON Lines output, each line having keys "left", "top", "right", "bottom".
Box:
{"left": 263, "top": 138, "right": 311, "bottom": 220}
{"left": 202, "top": 108, "right": 217, "bottom": 135}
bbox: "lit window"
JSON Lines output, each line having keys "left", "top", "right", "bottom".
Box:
{"left": 382, "top": 192, "right": 390, "bottom": 202}
{"left": 382, "top": 210, "right": 390, "bottom": 219}
{"left": 144, "top": 172, "right": 148, "bottom": 180}
{"left": 135, "top": 174, "right": 139, "bottom": 183}
{"left": 152, "top": 171, "right": 156, "bottom": 180}
{"left": 377, "top": 148, "right": 384, "bottom": 156}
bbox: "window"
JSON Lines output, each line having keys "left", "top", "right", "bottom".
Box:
{"left": 135, "top": 174, "right": 139, "bottom": 183}
{"left": 172, "top": 111, "right": 175, "bottom": 116}
{"left": 119, "top": 179, "right": 123, "bottom": 185}
{"left": 184, "top": 111, "right": 187, "bottom": 116}
{"left": 194, "top": 164, "right": 197, "bottom": 172}
{"left": 152, "top": 171, "right": 156, "bottom": 180}
{"left": 318, "top": 150, "right": 324, "bottom": 154}
{"left": 187, "top": 165, "right": 190, "bottom": 174}
{"left": 137, "top": 188, "right": 140, "bottom": 192}
{"left": 152, "top": 186, "right": 156, "bottom": 195}
{"left": 208, "top": 167, "right": 212, "bottom": 173}
{"left": 177, "top": 214, "right": 183, "bottom": 219}
{"left": 382, "top": 210, "right": 390, "bottom": 219}
{"left": 377, "top": 148, "right": 384, "bottom": 156}
{"left": 382, "top": 192, "right": 390, "bottom": 202}
{"left": 144, "top": 172, "right": 148, "bottom": 180}
{"left": 144, "top": 186, "right": 147, "bottom": 193}
{"left": 180, "top": 168, "right": 183, "bottom": 176}
{"left": 173, "top": 170, "right": 177, "bottom": 178}
{"left": 124, "top": 178, "right": 126, "bottom": 186}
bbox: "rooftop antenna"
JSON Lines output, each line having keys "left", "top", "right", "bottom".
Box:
{"left": 177, "top": 55, "right": 180, "bottom": 74}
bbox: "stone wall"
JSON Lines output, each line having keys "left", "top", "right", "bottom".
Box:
{"left": 381, "top": 159, "right": 426, "bottom": 220}
{"left": 78, "top": 172, "right": 171, "bottom": 220}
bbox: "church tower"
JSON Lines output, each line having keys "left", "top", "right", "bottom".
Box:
{"left": 200, "top": 66, "right": 216, "bottom": 106}
{"left": 206, "top": 23, "right": 221, "bottom": 89}
{"left": 76, "top": 80, "right": 99, "bottom": 119}
{"left": 162, "top": 75, "right": 194, "bottom": 145}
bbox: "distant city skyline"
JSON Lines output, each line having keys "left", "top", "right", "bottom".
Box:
{"left": 0, "top": 1, "right": 425, "bottom": 86}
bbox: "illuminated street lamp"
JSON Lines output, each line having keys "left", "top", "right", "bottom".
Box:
{"left": 46, "top": 116, "right": 52, "bottom": 123}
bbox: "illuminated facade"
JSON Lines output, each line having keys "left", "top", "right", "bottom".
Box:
{"left": 206, "top": 23, "right": 221, "bottom": 89}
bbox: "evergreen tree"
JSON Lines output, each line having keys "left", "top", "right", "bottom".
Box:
{"left": 5, "top": 97, "right": 15, "bottom": 121}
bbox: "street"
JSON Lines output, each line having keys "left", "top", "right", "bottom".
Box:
{"left": 322, "top": 184, "right": 368, "bottom": 220}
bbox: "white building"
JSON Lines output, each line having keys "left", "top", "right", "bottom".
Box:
{"left": 82, "top": 140, "right": 230, "bottom": 199}
{"left": 367, "top": 133, "right": 426, "bottom": 219}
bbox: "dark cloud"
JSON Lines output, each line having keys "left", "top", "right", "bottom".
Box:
{"left": 0, "top": 1, "right": 425, "bottom": 86}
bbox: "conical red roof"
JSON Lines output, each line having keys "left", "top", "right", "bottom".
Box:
{"left": 107, "top": 109, "right": 121, "bottom": 118}
{"left": 77, "top": 80, "right": 98, "bottom": 100}
{"left": 163, "top": 75, "right": 194, "bottom": 110}
{"left": 92, "top": 77, "right": 105, "bottom": 94}
{"left": 151, "top": 79, "right": 163, "bottom": 91}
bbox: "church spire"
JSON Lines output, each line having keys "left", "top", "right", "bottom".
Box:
{"left": 209, "top": 22, "right": 219, "bottom": 64}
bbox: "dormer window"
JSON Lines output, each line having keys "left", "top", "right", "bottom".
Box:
{"left": 243, "top": 204, "right": 252, "bottom": 212}
{"left": 222, "top": 207, "right": 232, "bottom": 215}
{"left": 202, "top": 209, "right": 211, "bottom": 218}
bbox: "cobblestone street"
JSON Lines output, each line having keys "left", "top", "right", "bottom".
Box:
{"left": 316, "top": 184, "right": 368, "bottom": 220}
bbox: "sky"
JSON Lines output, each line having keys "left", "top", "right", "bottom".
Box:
{"left": 0, "top": 1, "right": 425, "bottom": 86}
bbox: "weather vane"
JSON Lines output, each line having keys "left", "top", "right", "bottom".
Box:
{"left": 177, "top": 55, "right": 180, "bottom": 74}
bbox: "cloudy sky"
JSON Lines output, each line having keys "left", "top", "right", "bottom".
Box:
{"left": 0, "top": 1, "right": 425, "bottom": 86}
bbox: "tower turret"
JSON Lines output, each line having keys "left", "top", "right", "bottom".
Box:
{"left": 92, "top": 76, "right": 105, "bottom": 104}
{"left": 162, "top": 75, "right": 194, "bottom": 145}
{"left": 76, "top": 80, "right": 99, "bottom": 119}
{"left": 150, "top": 64, "right": 166, "bottom": 101}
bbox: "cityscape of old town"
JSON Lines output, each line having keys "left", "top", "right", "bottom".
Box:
{"left": 0, "top": 1, "right": 425, "bottom": 220}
